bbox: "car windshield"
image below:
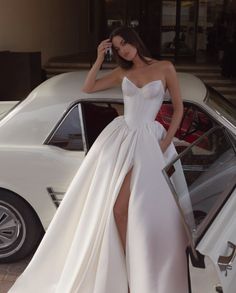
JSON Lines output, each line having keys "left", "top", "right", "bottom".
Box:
{"left": 204, "top": 86, "right": 236, "bottom": 127}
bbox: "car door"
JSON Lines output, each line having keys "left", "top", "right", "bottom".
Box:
{"left": 45, "top": 100, "right": 123, "bottom": 205}
{"left": 80, "top": 101, "right": 120, "bottom": 150}
{"left": 163, "top": 125, "right": 236, "bottom": 293}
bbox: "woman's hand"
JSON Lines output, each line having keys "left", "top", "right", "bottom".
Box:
{"left": 82, "top": 38, "right": 119, "bottom": 93}
{"left": 159, "top": 139, "right": 170, "bottom": 153}
{"left": 97, "top": 39, "right": 112, "bottom": 62}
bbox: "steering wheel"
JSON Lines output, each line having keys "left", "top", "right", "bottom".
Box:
{"left": 178, "top": 106, "right": 199, "bottom": 140}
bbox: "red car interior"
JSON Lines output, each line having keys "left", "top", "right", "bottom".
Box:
{"left": 156, "top": 103, "right": 213, "bottom": 149}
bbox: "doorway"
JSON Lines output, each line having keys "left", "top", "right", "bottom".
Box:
{"left": 160, "top": 0, "right": 198, "bottom": 61}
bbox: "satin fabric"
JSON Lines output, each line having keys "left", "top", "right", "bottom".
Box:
{"left": 9, "top": 77, "right": 189, "bottom": 293}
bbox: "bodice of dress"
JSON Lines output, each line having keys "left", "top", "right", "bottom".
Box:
{"left": 122, "top": 77, "right": 165, "bottom": 129}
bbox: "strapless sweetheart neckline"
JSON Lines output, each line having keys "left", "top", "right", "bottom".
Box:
{"left": 122, "top": 76, "right": 165, "bottom": 92}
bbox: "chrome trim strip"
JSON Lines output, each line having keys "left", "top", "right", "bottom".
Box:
{"left": 78, "top": 103, "right": 87, "bottom": 153}
{"left": 165, "top": 126, "right": 223, "bottom": 167}
{"left": 224, "top": 128, "right": 236, "bottom": 154}
{"left": 47, "top": 187, "right": 65, "bottom": 208}
{"left": 182, "top": 165, "right": 209, "bottom": 172}
{"left": 44, "top": 104, "right": 80, "bottom": 146}
{"left": 162, "top": 167, "right": 198, "bottom": 260}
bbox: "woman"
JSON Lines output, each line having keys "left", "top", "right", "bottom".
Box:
{"left": 9, "top": 26, "right": 190, "bottom": 293}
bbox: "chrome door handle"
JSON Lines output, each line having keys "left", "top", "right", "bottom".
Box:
{"left": 218, "top": 241, "right": 236, "bottom": 276}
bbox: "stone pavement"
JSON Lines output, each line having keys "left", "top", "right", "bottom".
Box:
{"left": 0, "top": 256, "right": 32, "bottom": 293}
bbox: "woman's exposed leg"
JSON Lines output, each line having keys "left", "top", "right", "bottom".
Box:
{"left": 113, "top": 168, "right": 132, "bottom": 254}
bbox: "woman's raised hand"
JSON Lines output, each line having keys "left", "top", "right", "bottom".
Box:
{"left": 97, "top": 39, "right": 112, "bottom": 61}
{"left": 82, "top": 39, "right": 115, "bottom": 93}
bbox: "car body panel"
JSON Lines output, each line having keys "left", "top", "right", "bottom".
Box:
{"left": 0, "top": 70, "right": 235, "bottom": 269}
{"left": 196, "top": 189, "right": 236, "bottom": 293}
{"left": 0, "top": 101, "right": 19, "bottom": 120}
{"left": 1, "top": 71, "right": 234, "bottom": 145}
{"left": 189, "top": 255, "right": 222, "bottom": 292}
{"left": 0, "top": 72, "right": 123, "bottom": 145}
{"left": 163, "top": 125, "right": 236, "bottom": 293}
{"left": 191, "top": 188, "right": 236, "bottom": 293}
{"left": 0, "top": 145, "right": 84, "bottom": 228}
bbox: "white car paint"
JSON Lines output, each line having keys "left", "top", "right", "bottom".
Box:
{"left": 190, "top": 189, "right": 236, "bottom": 293}
{"left": 0, "top": 145, "right": 84, "bottom": 228}
{"left": 0, "top": 70, "right": 235, "bottom": 289}
{"left": 0, "top": 71, "right": 212, "bottom": 229}
{"left": 0, "top": 101, "right": 19, "bottom": 119}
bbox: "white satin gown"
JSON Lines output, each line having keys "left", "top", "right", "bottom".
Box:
{"left": 9, "top": 77, "right": 189, "bottom": 293}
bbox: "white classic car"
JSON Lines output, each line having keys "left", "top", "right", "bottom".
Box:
{"left": 0, "top": 71, "right": 235, "bottom": 293}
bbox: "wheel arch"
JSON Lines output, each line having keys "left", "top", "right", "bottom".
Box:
{"left": 0, "top": 187, "right": 44, "bottom": 231}
{"left": 0, "top": 187, "right": 45, "bottom": 262}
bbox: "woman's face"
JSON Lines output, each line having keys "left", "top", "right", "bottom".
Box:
{"left": 112, "top": 35, "right": 137, "bottom": 61}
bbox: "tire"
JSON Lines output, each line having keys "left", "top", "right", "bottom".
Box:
{"left": 0, "top": 189, "right": 45, "bottom": 263}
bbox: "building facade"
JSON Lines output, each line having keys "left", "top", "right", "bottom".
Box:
{"left": 0, "top": 0, "right": 235, "bottom": 65}
{"left": 80, "top": 0, "right": 236, "bottom": 63}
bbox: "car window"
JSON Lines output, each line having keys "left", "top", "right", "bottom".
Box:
{"left": 81, "top": 102, "right": 123, "bottom": 150}
{"left": 163, "top": 126, "right": 236, "bottom": 250}
{"left": 156, "top": 101, "right": 215, "bottom": 150}
{"left": 47, "top": 105, "right": 83, "bottom": 151}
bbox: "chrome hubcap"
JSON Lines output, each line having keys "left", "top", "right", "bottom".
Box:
{"left": 0, "top": 203, "right": 21, "bottom": 250}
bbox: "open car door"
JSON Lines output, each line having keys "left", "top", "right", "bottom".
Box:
{"left": 163, "top": 126, "right": 236, "bottom": 293}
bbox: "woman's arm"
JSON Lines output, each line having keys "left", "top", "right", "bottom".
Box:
{"left": 82, "top": 39, "right": 121, "bottom": 93}
{"left": 160, "top": 61, "right": 184, "bottom": 152}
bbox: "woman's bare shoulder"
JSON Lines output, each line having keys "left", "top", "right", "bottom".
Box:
{"left": 151, "top": 59, "right": 175, "bottom": 70}
{"left": 103, "top": 66, "right": 126, "bottom": 84}
{"left": 111, "top": 66, "right": 127, "bottom": 81}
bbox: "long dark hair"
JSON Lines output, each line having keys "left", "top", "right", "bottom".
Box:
{"left": 109, "top": 26, "right": 152, "bottom": 69}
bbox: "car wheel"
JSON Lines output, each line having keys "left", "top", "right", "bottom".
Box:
{"left": 0, "top": 189, "right": 44, "bottom": 263}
